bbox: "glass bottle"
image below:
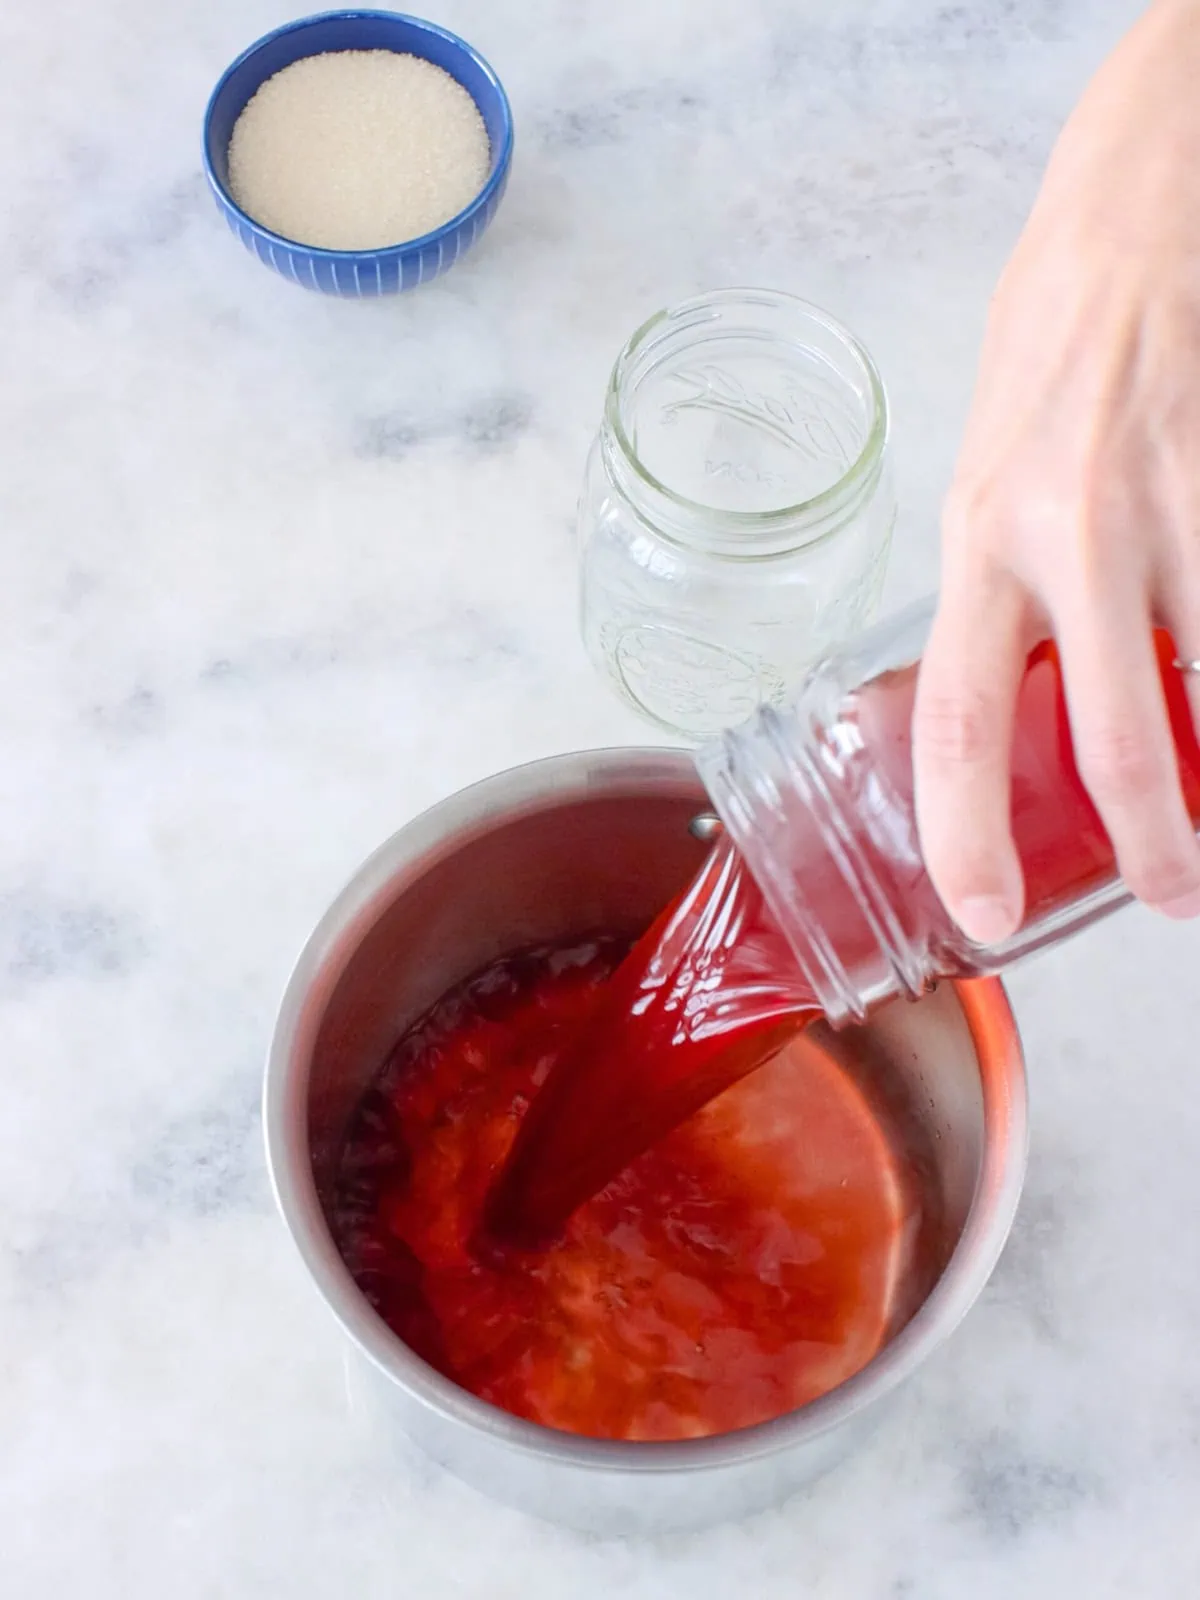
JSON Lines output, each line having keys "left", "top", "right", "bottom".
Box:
{"left": 696, "top": 597, "right": 1200, "bottom": 1029}
{"left": 578, "top": 288, "right": 897, "bottom": 740}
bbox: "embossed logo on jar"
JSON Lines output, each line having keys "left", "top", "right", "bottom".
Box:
{"left": 662, "top": 365, "right": 852, "bottom": 467}
{"left": 703, "top": 457, "right": 785, "bottom": 488}
{"left": 613, "top": 625, "right": 782, "bottom": 735}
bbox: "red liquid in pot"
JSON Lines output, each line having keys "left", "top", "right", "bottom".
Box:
{"left": 331, "top": 939, "right": 909, "bottom": 1441}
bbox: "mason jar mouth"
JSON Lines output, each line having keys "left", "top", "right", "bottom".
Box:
{"left": 602, "top": 288, "right": 889, "bottom": 560}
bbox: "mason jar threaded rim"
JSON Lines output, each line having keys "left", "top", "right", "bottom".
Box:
{"left": 602, "top": 288, "right": 890, "bottom": 561}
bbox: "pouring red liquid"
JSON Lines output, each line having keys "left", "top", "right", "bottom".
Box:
{"left": 488, "top": 630, "right": 1200, "bottom": 1244}
{"left": 481, "top": 834, "right": 812, "bottom": 1245}
{"left": 332, "top": 623, "right": 1200, "bottom": 1438}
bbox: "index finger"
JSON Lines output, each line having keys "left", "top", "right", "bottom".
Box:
{"left": 913, "top": 565, "right": 1030, "bottom": 944}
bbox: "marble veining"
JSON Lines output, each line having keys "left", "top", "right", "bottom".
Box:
{"left": 3, "top": 0, "right": 1198, "bottom": 1594}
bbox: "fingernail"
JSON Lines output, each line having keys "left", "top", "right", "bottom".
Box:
{"left": 1156, "top": 887, "right": 1200, "bottom": 921}
{"left": 956, "top": 895, "right": 1021, "bottom": 945}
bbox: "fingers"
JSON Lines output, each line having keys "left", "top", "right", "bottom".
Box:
{"left": 1052, "top": 588, "right": 1200, "bottom": 917}
{"left": 913, "top": 567, "right": 1030, "bottom": 944}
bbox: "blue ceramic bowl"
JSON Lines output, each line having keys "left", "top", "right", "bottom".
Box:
{"left": 203, "top": 10, "right": 513, "bottom": 296}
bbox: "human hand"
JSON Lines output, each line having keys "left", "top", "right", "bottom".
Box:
{"left": 913, "top": 0, "right": 1200, "bottom": 944}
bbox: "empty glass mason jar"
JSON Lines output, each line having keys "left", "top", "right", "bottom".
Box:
{"left": 579, "top": 288, "right": 896, "bottom": 739}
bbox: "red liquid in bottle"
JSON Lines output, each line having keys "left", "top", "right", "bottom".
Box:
{"left": 489, "top": 632, "right": 1200, "bottom": 1242}
{"left": 330, "top": 939, "right": 912, "bottom": 1441}
{"left": 1016, "top": 632, "right": 1200, "bottom": 904}
{"left": 849, "top": 632, "right": 1200, "bottom": 930}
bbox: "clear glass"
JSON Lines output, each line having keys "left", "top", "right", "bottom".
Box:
{"left": 697, "top": 598, "right": 1150, "bottom": 1030}
{"left": 579, "top": 289, "right": 897, "bottom": 740}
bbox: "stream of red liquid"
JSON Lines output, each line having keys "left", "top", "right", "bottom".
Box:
{"left": 482, "top": 835, "right": 811, "bottom": 1245}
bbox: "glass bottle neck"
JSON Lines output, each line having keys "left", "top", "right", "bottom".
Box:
{"left": 699, "top": 676, "right": 949, "bottom": 1028}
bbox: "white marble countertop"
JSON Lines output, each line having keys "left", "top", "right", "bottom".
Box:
{"left": 5, "top": 0, "right": 1200, "bottom": 1592}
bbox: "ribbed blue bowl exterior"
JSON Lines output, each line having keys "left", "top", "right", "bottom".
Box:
{"left": 203, "top": 11, "right": 513, "bottom": 296}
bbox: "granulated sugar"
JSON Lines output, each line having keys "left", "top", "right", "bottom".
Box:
{"left": 227, "top": 50, "right": 490, "bottom": 250}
